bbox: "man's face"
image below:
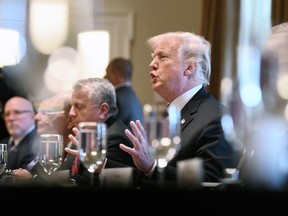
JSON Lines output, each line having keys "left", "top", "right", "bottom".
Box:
{"left": 3, "top": 98, "right": 35, "bottom": 138}
{"left": 104, "top": 65, "right": 117, "bottom": 86}
{"left": 35, "top": 100, "right": 67, "bottom": 135}
{"left": 148, "top": 41, "right": 188, "bottom": 101}
{"left": 69, "top": 87, "right": 101, "bottom": 128}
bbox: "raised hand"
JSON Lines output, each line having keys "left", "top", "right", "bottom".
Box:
{"left": 65, "top": 127, "right": 80, "bottom": 156}
{"left": 119, "top": 120, "right": 155, "bottom": 175}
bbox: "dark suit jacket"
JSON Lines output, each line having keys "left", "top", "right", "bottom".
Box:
{"left": 30, "top": 116, "right": 138, "bottom": 187}
{"left": 152, "top": 87, "right": 238, "bottom": 182}
{"left": 75, "top": 115, "right": 138, "bottom": 186}
{"left": 0, "top": 128, "right": 39, "bottom": 170}
{"left": 116, "top": 86, "right": 144, "bottom": 129}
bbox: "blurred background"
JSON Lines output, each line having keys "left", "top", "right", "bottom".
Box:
{"left": 0, "top": 0, "right": 287, "bottom": 102}
{"left": 0, "top": 0, "right": 288, "bottom": 166}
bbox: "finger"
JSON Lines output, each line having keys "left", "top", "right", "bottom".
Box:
{"left": 119, "top": 143, "right": 136, "bottom": 156}
{"left": 72, "top": 127, "right": 79, "bottom": 136}
{"left": 130, "top": 121, "right": 143, "bottom": 142}
{"left": 135, "top": 120, "right": 147, "bottom": 138}
{"left": 68, "top": 134, "right": 79, "bottom": 146}
{"left": 125, "top": 129, "right": 138, "bottom": 146}
{"left": 65, "top": 147, "right": 79, "bottom": 156}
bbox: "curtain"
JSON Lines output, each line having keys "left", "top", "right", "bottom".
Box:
{"left": 272, "top": 0, "right": 288, "bottom": 25}
{"left": 201, "top": 0, "right": 240, "bottom": 100}
{"left": 201, "top": 0, "right": 288, "bottom": 100}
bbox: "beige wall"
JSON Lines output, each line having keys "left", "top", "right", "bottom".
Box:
{"left": 1, "top": 0, "right": 203, "bottom": 105}
{"left": 102, "top": 0, "right": 203, "bottom": 106}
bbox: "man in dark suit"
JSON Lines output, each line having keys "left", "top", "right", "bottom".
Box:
{"left": 65, "top": 78, "right": 137, "bottom": 187}
{"left": 119, "top": 31, "right": 239, "bottom": 184}
{"left": 104, "top": 57, "right": 144, "bottom": 130}
{"left": 0, "top": 69, "right": 28, "bottom": 140}
{"left": 12, "top": 91, "right": 75, "bottom": 184}
{"left": 0, "top": 96, "right": 38, "bottom": 170}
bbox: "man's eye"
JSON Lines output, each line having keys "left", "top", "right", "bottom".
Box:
{"left": 160, "top": 53, "right": 169, "bottom": 58}
{"left": 75, "top": 104, "right": 84, "bottom": 110}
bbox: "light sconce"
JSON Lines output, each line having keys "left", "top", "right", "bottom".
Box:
{"left": 0, "top": 28, "right": 26, "bottom": 67}
{"left": 77, "top": 30, "right": 110, "bottom": 78}
{"left": 29, "top": 0, "right": 69, "bottom": 55}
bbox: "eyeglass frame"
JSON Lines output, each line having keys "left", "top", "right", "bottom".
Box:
{"left": 1, "top": 110, "right": 33, "bottom": 118}
{"left": 36, "top": 110, "right": 66, "bottom": 118}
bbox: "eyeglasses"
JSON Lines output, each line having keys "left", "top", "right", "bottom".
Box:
{"left": 37, "top": 110, "right": 65, "bottom": 118}
{"left": 2, "top": 110, "right": 33, "bottom": 118}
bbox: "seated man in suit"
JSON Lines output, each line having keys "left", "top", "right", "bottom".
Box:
{"left": 12, "top": 91, "right": 78, "bottom": 184}
{"left": 15, "top": 79, "right": 139, "bottom": 187}
{"left": 118, "top": 31, "right": 239, "bottom": 185}
{"left": 0, "top": 96, "right": 38, "bottom": 171}
{"left": 65, "top": 78, "right": 139, "bottom": 187}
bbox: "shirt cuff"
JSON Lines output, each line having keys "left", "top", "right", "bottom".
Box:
{"left": 145, "top": 160, "right": 157, "bottom": 178}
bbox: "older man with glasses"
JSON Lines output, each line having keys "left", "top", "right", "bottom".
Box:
{"left": 12, "top": 91, "right": 78, "bottom": 184}
{"left": 0, "top": 96, "right": 39, "bottom": 170}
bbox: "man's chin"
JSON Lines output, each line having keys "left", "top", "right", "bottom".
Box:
{"left": 37, "top": 129, "right": 47, "bottom": 134}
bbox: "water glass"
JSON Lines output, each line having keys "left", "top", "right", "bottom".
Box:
{"left": 0, "top": 144, "right": 7, "bottom": 176}
{"left": 78, "top": 122, "right": 107, "bottom": 187}
{"left": 39, "top": 134, "right": 63, "bottom": 175}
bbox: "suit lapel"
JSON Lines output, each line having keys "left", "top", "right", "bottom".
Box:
{"left": 180, "top": 87, "right": 208, "bottom": 131}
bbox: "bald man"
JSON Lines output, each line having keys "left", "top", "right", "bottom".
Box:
{"left": 0, "top": 96, "right": 39, "bottom": 170}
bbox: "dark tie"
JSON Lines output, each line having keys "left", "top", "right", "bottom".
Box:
{"left": 9, "top": 140, "right": 15, "bottom": 150}
{"left": 7, "top": 140, "right": 16, "bottom": 169}
{"left": 162, "top": 104, "right": 169, "bottom": 117}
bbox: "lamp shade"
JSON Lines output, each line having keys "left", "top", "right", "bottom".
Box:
{"left": 77, "top": 30, "right": 110, "bottom": 78}
{"left": 0, "top": 28, "right": 26, "bottom": 67}
{"left": 29, "top": 0, "right": 69, "bottom": 55}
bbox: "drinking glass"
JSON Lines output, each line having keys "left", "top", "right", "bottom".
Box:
{"left": 38, "top": 134, "right": 63, "bottom": 175}
{"left": 0, "top": 144, "right": 7, "bottom": 176}
{"left": 144, "top": 104, "right": 181, "bottom": 186}
{"left": 78, "top": 122, "right": 107, "bottom": 187}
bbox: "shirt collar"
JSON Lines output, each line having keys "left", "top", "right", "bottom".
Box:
{"left": 170, "top": 84, "right": 202, "bottom": 112}
{"left": 114, "top": 81, "right": 131, "bottom": 89}
{"left": 10, "top": 125, "right": 35, "bottom": 146}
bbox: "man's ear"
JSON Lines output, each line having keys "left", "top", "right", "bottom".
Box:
{"left": 184, "top": 62, "right": 197, "bottom": 76}
{"left": 99, "top": 103, "right": 109, "bottom": 120}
